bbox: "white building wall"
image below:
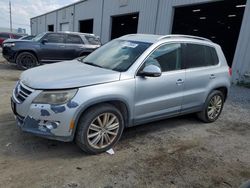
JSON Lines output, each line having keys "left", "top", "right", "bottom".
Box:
{"left": 57, "top": 5, "right": 74, "bottom": 32}
{"left": 37, "top": 15, "right": 46, "bottom": 34}
{"left": 232, "top": 0, "right": 250, "bottom": 83}
{"left": 101, "top": 0, "right": 159, "bottom": 43}
{"left": 74, "top": 0, "right": 103, "bottom": 37}
{"left": 46, "top": 12, "right": 57, "bottom": 32}
{"left": 30, "top": 18, "right": 38, "bottom": 35}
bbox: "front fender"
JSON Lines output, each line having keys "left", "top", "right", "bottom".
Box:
{"left": 70, "top": 79, "right": 135, "bottom": 139}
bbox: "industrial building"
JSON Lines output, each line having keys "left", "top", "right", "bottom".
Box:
{"left": 31, "top": 0, "right": 250, "bottom": 83}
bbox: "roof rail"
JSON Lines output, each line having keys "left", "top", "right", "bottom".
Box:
{"left": 158, "top": 35, "right": 212, "bottom": 42}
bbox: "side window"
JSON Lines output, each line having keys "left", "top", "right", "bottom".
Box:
{"left": 185, "top": 43, "right": 219, "bottom": 68}
{"left": 206, "top": 46, "right": 219, "bottom": 66}
{"left": 66, "top": 34, "right": 83, "bottom": 44}
{"left": 43, "top": 33, "right": 65, "bottom": 43}
{"left": 0, "top": 33, "right": 10, "bottom": 39}
{"left": 146, "top": 43, "right": 182, "bottom": 72}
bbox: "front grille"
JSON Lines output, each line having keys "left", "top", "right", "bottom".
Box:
{"left": 14, "top": 82, "right": 34, "bottom": 103}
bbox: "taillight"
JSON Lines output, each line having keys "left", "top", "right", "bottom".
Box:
{"left": 229, "top": 67, "right": 232, "bottom": 76}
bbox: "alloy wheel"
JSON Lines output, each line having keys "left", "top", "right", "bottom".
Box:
{"left": 19, "top": 54, "right": 36, "bottom": 69}
{"left": 87, "top": 113, "right": 120, "bottom": 149}
{"left": 207, "top": 95, "right": 223, "bottom": 120}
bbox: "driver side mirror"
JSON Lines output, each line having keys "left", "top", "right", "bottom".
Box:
{"left": 41, "top": 39, "right": 48, "bottom": 44}
{"left": 139, "top": 64, "right": 162, "bottom": 77}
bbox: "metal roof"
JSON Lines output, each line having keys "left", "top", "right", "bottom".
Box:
{"left": 31, "top": 0, "right": 87, "bottom": 19}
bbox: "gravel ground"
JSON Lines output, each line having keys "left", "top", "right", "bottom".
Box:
{"left": 0, "top": 55, "right": 250, "bottom": 188}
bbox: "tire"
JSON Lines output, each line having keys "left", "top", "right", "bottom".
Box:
{"left": 75, "top": 104, "right": 124, "bottom": 154}
{"left": 197, "top": 90, "right": 225, "bottom": 123}
{"left": 16, "top": 52, "right": 38, "bottom": 70}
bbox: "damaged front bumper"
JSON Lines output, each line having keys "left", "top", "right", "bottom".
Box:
{"left": 11, "top": 82, "right": 80, "bottom": 142}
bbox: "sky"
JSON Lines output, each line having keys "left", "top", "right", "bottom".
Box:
{"left": 0, "top": 0, "right": 79, "bottom": 34}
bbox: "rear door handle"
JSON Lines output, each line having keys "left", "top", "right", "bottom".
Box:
{"left": 176, "top": 79, "right": 184, "bottom": 85}
{"left": 210, "top": 74, "right": 216, "bottom": 79}
{"left": 59, "top": 45, "right": 65, "bottom": 48}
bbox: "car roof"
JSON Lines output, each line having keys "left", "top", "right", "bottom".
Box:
{"left": 119, "top": 34, "right": 164, "bottom": 43}
{"left": 50, "top": 31, "right": 96, "bottom": 37}
{"left": 119, "top": 34, "right": 213, "bottom": 44}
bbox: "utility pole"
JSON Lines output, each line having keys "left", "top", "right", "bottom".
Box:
{"left": 9, "top": 0, "right": 12, "bottom": 32}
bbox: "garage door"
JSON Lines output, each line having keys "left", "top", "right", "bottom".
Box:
{"left": 60, "top": 23, "right": 69, "bottom": 31}
{"left": 172, "top": 0, "right": 246, "bottom": 67}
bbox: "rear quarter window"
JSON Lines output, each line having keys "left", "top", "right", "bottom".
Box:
{"left": 85, "top": 35, "right": 101, "bottom": 45}
{"left": 184, "top": 43, "right": 219, "bottom": 68}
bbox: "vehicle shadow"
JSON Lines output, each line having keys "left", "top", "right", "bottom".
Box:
{"left": 0, "top": 113, "right": 201, "bottom": 160}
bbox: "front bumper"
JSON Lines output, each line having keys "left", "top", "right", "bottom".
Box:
{"left": 11, "top": 82, "right": 80, "bottom": 142}
{"left": 2, "top": 46, "right": 17, "bottom": 63}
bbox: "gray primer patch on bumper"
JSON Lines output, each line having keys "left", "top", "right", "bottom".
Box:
{"left": 67, "top": 101, "right": 79, "bottom": 108}
{"left": 41, "top": 109, "right": 50, "bottom": 116}
{"left": 50, "top": 105, "right": 66, "bottom": 114}
{"left": 24, "top": 116, "right": 54, "bottom": 135}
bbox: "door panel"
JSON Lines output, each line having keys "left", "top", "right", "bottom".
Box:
{"left": 40, "top": 33, "right": 67, "bottom": 62}
{"left": 134, "top": 42, "right": 185, "bottom": 124}
{"left": 182, "top": 67, "right": 216, "bottom": 111}
{"left": 64, "top": 34, "right": 85, "bottom": 59}
{"left": 181, "top": 43, "right": 220, "bottom": 111}
{"left": 134, "top": 71, "right": 185, "bottom": 123}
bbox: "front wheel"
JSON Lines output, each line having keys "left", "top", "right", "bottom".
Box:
{"left": 75, "top": 104, "right": 124, "bottom": 154}
{"left": 16, "top": 52, "right": 38, "bottom": 70}
{"left": 197, "top": 90, "right": 225, "bottom": 123}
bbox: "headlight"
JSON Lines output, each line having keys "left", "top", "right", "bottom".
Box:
{"left": 3, "top": 43, "right": 15, "bottom": 47}
{"left": 33, "top": 89, "right": 78, "bottom": 105}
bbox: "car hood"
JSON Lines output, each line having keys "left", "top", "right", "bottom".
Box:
{"left": 3, "top": 39, "right": 35, "bottom": 44}
{"left": 20, "top": 60, "right": 121, "bottom": 89}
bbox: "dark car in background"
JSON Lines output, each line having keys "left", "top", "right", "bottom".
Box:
{"left": 2, "top": 32, "right": 101, "bottom": 70}
{"left": 0, "top": 32, "right": 23, "bottom": 47}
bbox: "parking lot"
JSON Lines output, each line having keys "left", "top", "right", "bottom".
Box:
{"left": 0, "top": 50, "right": 250, "bottom": 188}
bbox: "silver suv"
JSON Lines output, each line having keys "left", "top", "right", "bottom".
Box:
{"left": 11, "top": 34, "right": 231, "bottom": 154}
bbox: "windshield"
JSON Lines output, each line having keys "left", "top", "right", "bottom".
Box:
{"left": 81, "top": 39, "right": 151, "bottom": 72}
{"left": 32, "top": 32, "right": 46, "bottom": 42}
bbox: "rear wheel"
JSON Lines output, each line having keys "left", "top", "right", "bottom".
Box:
{"left": 197, "top": 90, "right": 224, "bottom": 123}
{"left": 16, "top": 52, "right": 38, "bottom": 70}
{"left": 75, "top": 104, "right": 124, "bottom": 154}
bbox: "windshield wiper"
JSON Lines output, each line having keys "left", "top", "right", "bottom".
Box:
{"left": 83, "top": 61, "right": 103, "bottom": 68}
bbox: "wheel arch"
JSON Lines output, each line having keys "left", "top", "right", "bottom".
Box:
{"left": 210, "top": 86, "right": 228, "bottom": 101}
{"left": 72, "top": 98, "right": 131, "bottom": 139}
{"left": 15, "top": 50, "right": 39, "bottom": 63}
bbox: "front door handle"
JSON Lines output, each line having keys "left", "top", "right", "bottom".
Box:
{"left": 59, "top": 45, "right": 65, "bottom": 48}
{"left": 176, "top": 79, "right": 184, "bottom": 85}
{"left": 210, "top": 74, "right": 216, "bottom": 79}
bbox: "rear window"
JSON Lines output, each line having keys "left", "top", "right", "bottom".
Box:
{"left": 0, "top": 33, "right": 9, "bottom": 39}
{"left": 184, "top": 43, "right": 219, "bottom": 68}
{"left": 85, "top": 35, "right": 101, "bottom": 45}
{"left": 66, "top": 34, "right": 83, "bottom": 44}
